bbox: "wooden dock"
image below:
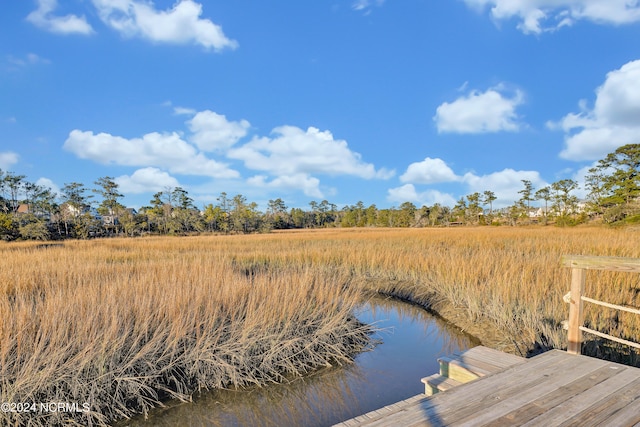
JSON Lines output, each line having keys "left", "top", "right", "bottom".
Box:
{"left": 335, "top": 347, "right": 640, "bottom": 426}
{"left": 421, "top": 346, "right": 525, "bottom": 396}
{"left": 337, "top": 255, "right": 640, "bottom": 426}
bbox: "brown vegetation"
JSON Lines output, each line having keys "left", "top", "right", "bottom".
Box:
{"left": 0, "top": 237, "right": 372, "bottom": 426}
{"left": 1, "top": 226, "right": 639, "bottom": 425}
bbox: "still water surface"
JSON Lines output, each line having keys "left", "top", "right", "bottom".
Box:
{"left": 121, "top": 297, "right": 478, "bottom": 427}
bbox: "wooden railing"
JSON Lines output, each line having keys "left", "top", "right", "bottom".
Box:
{"left": 562, "top": 255, "right": 640, "bottom": 355}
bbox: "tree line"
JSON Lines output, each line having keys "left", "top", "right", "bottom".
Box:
{"left": 1, "top": 144, "right": 638, "bottom": 241}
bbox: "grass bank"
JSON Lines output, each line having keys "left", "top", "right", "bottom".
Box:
{"left": 1, "top": 226, "right": 639, "bottom": 425}
{"left": 266, "top": 227, "right": 640, "bottom": 357}
{"left": 0, "top": 238, "right": 372, "bottom": 426}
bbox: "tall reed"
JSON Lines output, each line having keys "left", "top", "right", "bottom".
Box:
{"left": 1, "top": 226, "right": 639, "bottom": 425}
{"left": 0, "top": 238, "right": 372, "bottom": 426}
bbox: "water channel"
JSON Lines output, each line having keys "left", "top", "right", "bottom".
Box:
{"left": 120, "top": 297, "right": 479, "bottom": 427}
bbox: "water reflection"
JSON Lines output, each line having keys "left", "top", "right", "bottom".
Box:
{"left": 118, "top": 296, "right": 477, "bottom": 427}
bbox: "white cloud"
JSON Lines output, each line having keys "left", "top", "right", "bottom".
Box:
{"left": 434, "top": 86, "right": 524, "bottom": 134}
{"left": 569, "top": 163, "right": 600, "bottom": 200}
{"left": 228, "top": 125, "right": 392, "bottom": 179}
{"left": 463, "top": 0, "right": 640, "bottom": 34}
{"left": 352, "top": 0, "right": 385, "bottom": 13}
{"left": 35, "top": 177, "right": 61, "bottom": 195}
{"left": 462, "top": 168, "right": 547, "bottom": 207}
{"left": 63, "top": 129, "right": 239, "bottom": 178}
{"left": 115, "top": 167, "right": 180, "bottom": 194}
{"left": 387, "top": 184, "right": 457, "bottom": 207}
{"left": 6, "top": 53, "right": 51, "bottom": 69}
{"left": 400, "top": 157, "right": 460, "bottom": 184}
{"left": 173, "top": 106, "right": 197, "bottom": 116}
{"left": 0, "top": 152, "right": 19, "bottom": 170}
{"left": 188, "top": 110, "right": 250, "bottom": 151}
{"left": 27, "top": 0, "right": 93, "bottom": 35}
{"left": 556, "top": 59, "right": 640, "bottom": 161}
{"left": 393, "top": 155, "right": 547, "bottom": 207}
{"left": 64, "top": 110, "right": 392, "bottom": 199}
{"left": 247, "top": 174, "right": 324, "bottom": 198}
{"left": 92, "top": 0, "right": 237, "bottom": 51}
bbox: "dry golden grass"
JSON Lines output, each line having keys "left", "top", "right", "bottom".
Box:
{"left": 1, "top": 226, "right": 639, "bottom": 425}
{"left": 0, "top": 237, "right": 371, "bottom": 426}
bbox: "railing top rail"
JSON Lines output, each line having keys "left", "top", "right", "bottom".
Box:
{"left": 562, "top": 255, "right": 640, "bottom": 273}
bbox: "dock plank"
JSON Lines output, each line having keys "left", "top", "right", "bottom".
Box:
{"left": 452, "top": 346, "right": 525, "bottom": 369}
{"left": 336, "top": 348, "right": 640, "bottom": 427}
{"left": 456, "top": 363, "right": 632, "bottom": 426}
{"left": 582, "top": 395, "right": 640, "bottom": 427}
{"left": 425, "top": 351, "right": 577, "bottom": 421}
{"left": 559, "top": 377, "right": 640, "bottom": 427}
{"left": 352, "top": 352, "right": 572, "bottom": 427}
{"left": 481, "top": 364, "right": 630, "bottom": 426}
{"left": 524, "top": 372, "right": 640, "bottom": 426}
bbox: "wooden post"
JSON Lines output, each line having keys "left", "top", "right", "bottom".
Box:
{"left": 567, "top": 267, "right": 586, "bottom": 355}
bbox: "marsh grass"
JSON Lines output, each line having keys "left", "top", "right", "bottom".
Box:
{"left": 0, "top": 238, "right": 372, "bottom": 426}
{"left": 1, "top": 226, "right": 639, "bottom": 425}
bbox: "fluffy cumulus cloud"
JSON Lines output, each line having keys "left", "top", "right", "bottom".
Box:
{"left": 27, "top": 0, "right": 94, "bottom": 35}
{"left": 247, "top": 174, "right": 323, "bottom": 198}
{"left": 555, "top": 59, "right": 640, "bottom": 161}
{"left": 115, "top": 167, "right": 180, "bottom": 194}
{"left": 0, "top": 151, "right": 19, "bottom": 170}
{"left": 63, "top": 129, "right": 239, "bottom": 178}
{"left": 462, "top": 168, "right": 547, "bottom": 207}
{"left": 27, "top": 0, "right": 237, "bottom": 50}
{"left": 400, "top": 157, "right": 460, "bottom": 184}
{"left": 392, "top": 155, "right": 546, "bottom": 207}
{"left": 64, "top": 109, "right": 391, "bottom": 199}
{"left": 187, "top": 110, "right": 250, "bottom": 152}
{"left": 35, "top": 177, "right": 61, "bottom": 195}
{"left": 228, "top": 125, "right": 394, "bottom": 179}
{"left": 463, "top": 0, "right": 640, "bottom": 34}
{"left": 434, "top": 86, "right": 524, "bottom": 134}
{"left": 387, "top": 184, "right": 457, "bottom": 207}
{"left": 91, "top": 0, "right": 237, "bottom": 50}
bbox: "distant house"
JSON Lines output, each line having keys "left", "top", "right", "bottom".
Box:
{"left": 529, "top": 208, "right": 547, "bottom": 218}
{"left": 59, "top": 203, "right": 102, "bottom": 220}
{"left": 102, "top": 208, "right": 138, "bottom": 226}
{"left": 102, "top": 215, "right": 117, "bottom": 226}
{"left": 16, "top": 203, "right": 31, "bottom": 214}
{"left": 16, "top": 203, "right": 51, "bottom": 220}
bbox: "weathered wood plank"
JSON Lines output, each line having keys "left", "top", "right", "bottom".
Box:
{"left": 561, "top": 255, "right": 640, "bottom": 273}
{"left": 422, "top": 373, "right": 463, "bottom": 395}
{"left": 558, "top": 377, "right": 640, "bottom": 427}
{"left": 584, "top": 394, "right": 640, "bottom": 427}
{"left": 519, "top": 365, "right": 640, "bottom": 426}
{"left": 443, "top": 354, "right": 610, "bottom": 426}
{"left": 446, "top": 353, "right": 514, "bottom": 376}
{"left": 337, "top": 349, "right": 640, "bottom": 427}
{"left": 359, "top": 351, "right": 572, "bottom": 427}
{"left": 465, "top": 364, "right": 630, "bottom": 427}
{"left": 333, "top": 394, "right": 429, "bottom": 426}
{"left": 567, "top": 267, "right": 586, "bottom": 354}
{"left": 456, "top": 346, "right": 525, "bottom": 368}
{"left": 479, "top": 364, "right": 628, "bottom": 426}
{"left": 439, "top": 356, "right": 484, "bottom": 382}
{"left": 438, "top": 346, "right": 524, "bottom": 384}
{"left": 424, "top": 351, "right": 579, "bottom": 420}
{"left": 444, "top": 346, "right": 524, "bottom": 374}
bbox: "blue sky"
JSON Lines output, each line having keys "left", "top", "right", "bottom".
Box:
{"left": 2, "top": 0, "right": 640, "bottom": 210}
